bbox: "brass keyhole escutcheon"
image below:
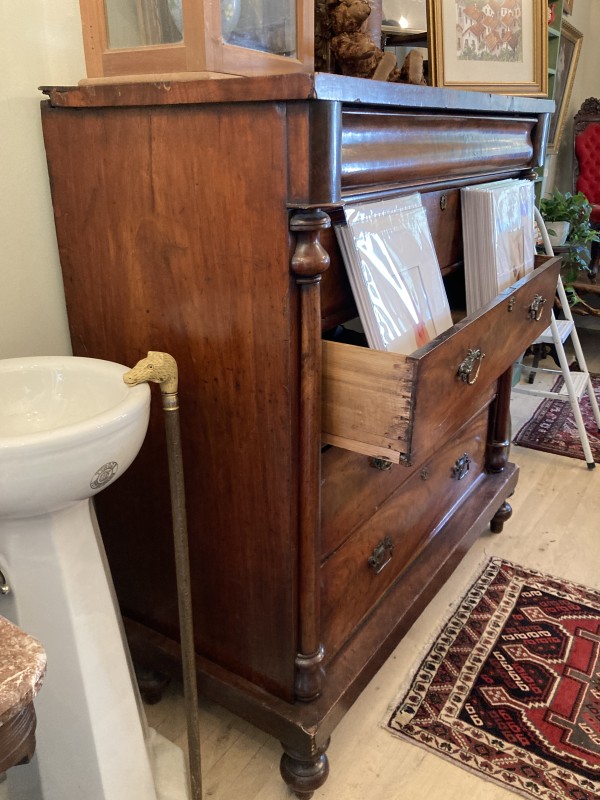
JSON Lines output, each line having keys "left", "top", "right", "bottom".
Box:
{"left": 440, "top": 194, "right": 447, "bottom": 211}
{"left": 452, "top": 453, "right": 471, "bottom": 480}
{"left": 457, "top": 348, "right": 485, "bottom": 385}
{"left": 368, "top": 537, "right": 394, "bottom": 574}
{"left": 507, "top": 297, "right": 516, "bottom": 312}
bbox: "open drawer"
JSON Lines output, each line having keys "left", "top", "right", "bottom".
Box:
{"left": 322, "top": 255, "right": 561, "bottom": 464}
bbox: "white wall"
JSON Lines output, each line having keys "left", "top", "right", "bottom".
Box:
{"left": 0, "top": 1, "right": 85, "bottom": 358}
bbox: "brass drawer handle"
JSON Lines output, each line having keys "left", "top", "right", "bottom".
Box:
{"left": 368, "top": 536, "right": 394, "bottom": 574}
{"left": 528, "top": 294, "right": 547, "bottom": 321}
{"left": 452, "top": 453, "right": 471, "bottom": 480}
{"left": 457, "top": 348, "right": 485, "bottom": 385}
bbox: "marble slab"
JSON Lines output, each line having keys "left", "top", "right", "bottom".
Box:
{"left": 0, "top": 615, "right": 46, "bottom": 724}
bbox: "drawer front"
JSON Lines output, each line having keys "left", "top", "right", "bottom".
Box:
{"left": 321, "top": 409, "right": 488, "bottom": 658}
{"left": 321, "top": 387, "right": 492, "bottom": 558}
{"left": 321, "top": 447, "right": 409, "bottom": 560}
{"left": 322, "top": 256, "right": 560, "bottom": 463}
{"left": 407, "top": 256, "right": 560, "bottom": 460}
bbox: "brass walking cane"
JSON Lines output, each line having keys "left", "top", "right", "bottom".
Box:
{"left": 124, "top": 352, "right": 202, "bottom": 800}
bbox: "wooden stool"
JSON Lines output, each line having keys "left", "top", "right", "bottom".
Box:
{"left": 0, "top": 615, "right": 46, "bottom": 775}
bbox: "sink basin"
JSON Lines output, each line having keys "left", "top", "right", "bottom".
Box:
{"left": 0, "top": 356, "right": 150, "bottom": 518}
{"left": 0, "top": 356, "right": 167, "bottom": 800}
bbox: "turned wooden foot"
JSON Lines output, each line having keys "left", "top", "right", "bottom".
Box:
{"left": 134, "top": 665, "right": 170, "bottom": 705}
{"left": 280, "top": 738, "right": 330, "bottom": 798}
{"left": 490, "top": 500, "right": 512, "bottom": 533}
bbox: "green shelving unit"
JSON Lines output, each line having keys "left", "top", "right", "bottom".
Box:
{"left": 536, "top": 2, "right": 565, "bottom": 201}
{"left": 547, "top": 1, "right": 565, "bottom": 102}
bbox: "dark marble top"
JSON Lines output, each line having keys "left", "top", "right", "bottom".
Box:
{"left": 0, "top": 615, "right": 46, "bottom": 723}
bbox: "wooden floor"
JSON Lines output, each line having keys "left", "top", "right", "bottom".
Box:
{"left": 147, "top": 326, "right": 600, "bottom": 800}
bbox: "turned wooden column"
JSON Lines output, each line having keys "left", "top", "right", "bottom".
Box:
{"left": 290, "top": 209, "right": 331, "bottom": 704}
{"left": 487, "top": 368, "right": 513, "bottom": 532}
{"left": 281, "top": 209, "right": 331, "bottom": 799}
{"left": 486, "top": 368, "right": 512, "bottom": 473}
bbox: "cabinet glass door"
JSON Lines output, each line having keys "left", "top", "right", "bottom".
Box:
{"left": 105, "top": 0, "right": 183, "bottom": 47}
{"left": 80, "top": 0, "right": 310, "bottom": 77}
{"left": 104, "top": 0, "right": 297, "bottom": 58}
{"left": 221, "top": 0, "right": 297, "bottom": 58}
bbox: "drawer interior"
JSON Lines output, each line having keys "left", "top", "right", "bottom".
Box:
{"left": 322, "top": 256, "right": 561, "bottom": 464}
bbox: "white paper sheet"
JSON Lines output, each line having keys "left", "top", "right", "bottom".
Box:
{"left": 335, "top": 194, "right": 453, "bottom": 355}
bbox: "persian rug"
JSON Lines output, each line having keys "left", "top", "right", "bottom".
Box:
{"left": 385, "top": 558, "right": 600, "bottom": 800}
{"left": 513, "top": 374, "right": 600, "bottom": 462}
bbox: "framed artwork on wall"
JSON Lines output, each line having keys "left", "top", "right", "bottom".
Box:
{"left": 563, "top": 0, "right": 574, "bottom": 15}
{"left": 427, "top": 0, "right": 548, "bottom": 96}
{"left": 547, "top": 21, "right": 583, "bottom": 154}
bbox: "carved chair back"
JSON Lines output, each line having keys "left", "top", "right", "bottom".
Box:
{"left": 573, "top": 98, "right": 600, "bottom": 281}
{"left": 573, "top": 97, "right": 600, "bottom": 221}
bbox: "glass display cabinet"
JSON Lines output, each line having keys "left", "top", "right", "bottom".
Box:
{"left": 78, "top": 0, "right": 313, "bottom": 78}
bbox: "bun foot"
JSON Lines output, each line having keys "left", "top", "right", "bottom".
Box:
{"left": 490, "top": 500, "right": 512, "bottom": 533}
{"left": 280, "top": 738, "right": 330, "bottom": 798}
{"left": 134, "top": 665, "right": 170, "bottom": 705}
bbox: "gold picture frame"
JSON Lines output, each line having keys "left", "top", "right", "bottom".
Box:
{"left": 563, "top": 0, "right": 574, "bottom": 15}
{"left": 547, "top": 21, "right": 583, "bottom": 155}
{"left": 427, "top": 0, "right": 548, "bottom": 96}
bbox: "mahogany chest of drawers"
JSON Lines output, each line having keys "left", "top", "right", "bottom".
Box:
{"left": 40, "top": 73, "right": 558, "bottom": 796}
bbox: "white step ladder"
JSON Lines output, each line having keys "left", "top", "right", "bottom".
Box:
{"left": 513, "top": 207, "right": 600, "bottom": 469}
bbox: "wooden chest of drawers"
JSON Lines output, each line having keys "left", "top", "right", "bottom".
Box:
{"left": 40, "top": 73, "right": 558, "bottom": 797}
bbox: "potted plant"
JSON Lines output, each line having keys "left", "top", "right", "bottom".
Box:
{"left": 539, "top": 189, "right": 599, "bottom": 285}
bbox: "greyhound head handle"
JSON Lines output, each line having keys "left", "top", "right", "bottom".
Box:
{"left": 123, "top": 351, "right": 178, "bottom": 394}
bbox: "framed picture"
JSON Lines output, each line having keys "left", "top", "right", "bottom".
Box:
{"left": 563, "top": 0, "right": 574, "bottom": 15}
{"left": 547, "top": 21, "right": 583, "bottom": 154}
{"left": 427, "top": 0, "right": 548, "bottom": 96}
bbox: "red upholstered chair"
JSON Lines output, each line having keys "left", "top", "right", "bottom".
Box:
{"left": 573, "top": 97, "right": 600, "bottom": 282}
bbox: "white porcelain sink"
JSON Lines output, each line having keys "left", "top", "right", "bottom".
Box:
{"left": 0, "top": 356, "right": 150, "bottom": 518}
{"left": 0, "top": 356, "right": 170, "bottom": 800}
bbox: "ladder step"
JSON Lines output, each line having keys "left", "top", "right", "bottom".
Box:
{"left": 533, "top": 319, "right": 574, "bottom": 345}
{"left": 512, "top": 369, "right": 592, "bottom": 401}
{"left": 556, "top": 370, "right": 590, "bottom": 400}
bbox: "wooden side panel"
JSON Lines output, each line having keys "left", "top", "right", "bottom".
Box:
{"left": 321, "top": 340, "right": 416, "bottom": 462}
{"left": 41, "top": 101, "right": 299, "bottom": 700}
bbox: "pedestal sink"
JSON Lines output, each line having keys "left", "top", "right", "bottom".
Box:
{"left": 0, "top": 356, "right": 163, "bottom": 800}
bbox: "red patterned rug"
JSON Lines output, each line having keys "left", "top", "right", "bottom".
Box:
{"left": 513, "top": 374, "right": 600, "bottom": 462}
{"left": 385, "top": 558, "right": 600, "bottom": 800}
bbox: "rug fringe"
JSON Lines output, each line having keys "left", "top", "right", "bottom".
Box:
{"left": 380, "top": 727, "right": 560, "bottom": 800}
{"left": 381, "top": 554, "right": 499, "bottom": 727}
